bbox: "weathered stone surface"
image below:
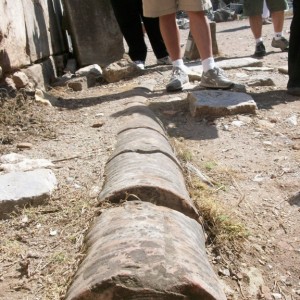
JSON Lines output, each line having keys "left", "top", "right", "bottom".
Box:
{"left": 100, "top": 100, "right": 198, "bottom": 219}
{"left": 110, "top": 128, "right": 181, "bottom": 169}
{"left": 0, "top": 0, "right": 30, "bottom": 72}
{"left": 0, "top": 153, "right": 53, "bottom": 173}
{"left": 243, "top": 67, "right": 274, "bottom": 72}
{"left": 99, "top": 151, "right": 198, "bottom": 219}
{"left": 245, "top": 76, "right": 275, "bottom": 87}
{"left": 75, "top": 64, "right": 102, "bottom": 77}
{"left": 116, "top": 100, "right": 166, "bottom": 136}
{"left": 22, "top": 0, "right": 66, "bottom": 63}
{"left": 23, "top": 57, "right": 57, "bottom": 90}
{"left": 67, "top": 77, "right": 87, "bottom": 91}
{"left": 12, "top": 71, "right": 29, "bottom": 88}
{"left": 0, "top": 169, "right": 57, "bottom": 219}
{"left": 62, "top": 0, "right": 124, "bottom": 67}
{"left": 64, "top": 59, "right": 77, "bottom": 74}
{"left": 278, "top": 66, "right": 288, "bottom": 74}
{"left": 188, "top": 90, "right": 257, "bottom": 117}
{"left": 102, "top": 58, "right": 142, "bottom": 83}
{"left": 189, "top": 57, "right": 263, "bottom": 75}
{"left": 65, "top": 201, "right": 226, "bottom": 300}
{"left": 35, "top": 89, "right": 58, "bottom": 106}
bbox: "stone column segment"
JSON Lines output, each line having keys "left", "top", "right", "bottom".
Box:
{"left": 65, "top": 201, "right": 227, "bottom": 300}
{"left": 99, "top": 98, "right": 199, "bottom": 220}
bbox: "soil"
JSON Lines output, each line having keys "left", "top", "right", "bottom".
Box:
{"left": 0, "top": 17, "right": 299, "bottom": 300}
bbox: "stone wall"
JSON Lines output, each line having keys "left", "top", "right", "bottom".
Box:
{"left": 0, "top": 0, "right": 66, "bottom": 75}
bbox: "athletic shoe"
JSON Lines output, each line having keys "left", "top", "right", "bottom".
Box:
{"left": 262, "top": 18, "right": 272, "bottom": 25}
{"left": 133, "top": 60, "right": 145, "bottom": 70}
{"left": 166, "top": 66, "right": 189, "bottom": 92}
{"left": 254, "top": 41, "right": 266, "bottom": 57}
{"left": 157, "top": 56, "right": 172, "bottom": 65}
{"left": 200, "top": 67, "right": 233, "bottom": 89}
{"left": 271, "top": 37, "right": 289, "bottom": 51}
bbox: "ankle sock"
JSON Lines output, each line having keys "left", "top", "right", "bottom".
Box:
{"left": 256, "top": 37, "right": 263, "bottom": 44}
{"left": 172, "top": 59, "right": 185, "bottom": 68}
{"left": 274, "top": 32, "right": 283, "bottom": 40}
{"left": 202, "top": 57, "right": 215, "bottom": 72}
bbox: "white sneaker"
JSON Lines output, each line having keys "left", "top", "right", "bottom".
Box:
{"left": 156, "top": 56, "right": 172, "bottom": 65}
{"left": 133, "top": 60, "right": 145, "bottom": 70}
{"left": 166, "top": 66, "right": 189, "bottom": 92}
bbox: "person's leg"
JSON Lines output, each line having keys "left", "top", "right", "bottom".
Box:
{"left": 138, "top": 0, "right": 169, "bottom": 60}
{"left": 268, "top": 0, "right": 289, "bottom": 51}
{"left": 111, "top": 0, "right": 147, "bottom": 62}
{"left": 159, "top": 13, "right": 181, "bottom": 61}
{"left": 179, "top": 0, "right": 232, "bottom": 88}
{"left": 244, "top": 0, "right": 266, "bottom": 57}
{"left": 188, "top": 11, "right": 212, "bottom": 60}
{"left": 288, "top": 0, "right": 300, "bottom": 94}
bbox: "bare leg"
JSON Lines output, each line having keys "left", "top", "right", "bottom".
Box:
{"left": 159, "top": 13, "right": 181, "bottom": 61}
{"left": 271, "top": 10, "right": 284, "bottom": 32}
{"left": 188, "top": 11, "right": 212, "bottom": 60}
{"left": 249, "top": 15, "right": 263, "bottom": 39}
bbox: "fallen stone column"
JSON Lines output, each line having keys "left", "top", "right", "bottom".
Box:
{"left": 65, "top": 201, "right": 226, "bottom": 300}
{"left": 99, "top": 99, "right": 199, "bottom": 220}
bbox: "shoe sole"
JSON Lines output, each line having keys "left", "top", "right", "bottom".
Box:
{"left": 200, "top": 82, "right": 234, "bottom": 89}
{"left": 254, "top": 51, "right": 266, "bottom": 57}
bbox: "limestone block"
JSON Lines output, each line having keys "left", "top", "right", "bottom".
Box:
{"left": 188, "top": 90, "right": 257, "bottom": 117}
{"left": 23, "top": 57, "right": 57, "bottom": 90}
{"left": 0, "top": 0, "right": 30, "bottom": 72}
{"left": 12, "top": 71, "right": 29, "bottom": 88}
{"left": 102, "top": 58, "right": 142, "bottom": 83}
{"left": 67, "top": 77, "right": 87, "bottom": 91}
{"left": 62, "top": 0, "right": 124, "bottom": 67}
{"left": 0, "top": 169, "right": 57, "bottom": 219}
{"left": 66, "top": 201, "right": 227, "bottom": 300}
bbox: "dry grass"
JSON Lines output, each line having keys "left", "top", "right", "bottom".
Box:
{"left": 173, "top": 139, "right": 248, "bottom": 253}
{"left": 0, "top": 90, "right": 56, "bottom": 150}
{"left": 0, "top": 185, "right": 114, "bottom": 299}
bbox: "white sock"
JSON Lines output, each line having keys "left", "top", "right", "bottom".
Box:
{"left": 172, "top": 59, "right": 185, "bottom": 68}
{"left": 274, "top": 32, "right": 283, "bottom": 40}
{"left": 256, "top": 37, "right": 263, "bottom": 44}
{"left": 202, "top": 57, "right": 215, "bottom": 72}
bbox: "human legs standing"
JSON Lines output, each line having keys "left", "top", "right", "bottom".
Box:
{"left": 143, "top": 0, "right": 232, "bottom": 91}
{"left": 138, "top": 0, "right": 169, "bottom": 61}
{"left": 111, "top": 0, "right": 147, "bottom": 63}
{"left": 287, "top": 0, "right": 300, "bottom": 95}
{"left": 244, "top": 0, "right": 288, "bottom": 57}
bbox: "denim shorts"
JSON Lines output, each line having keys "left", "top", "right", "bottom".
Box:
{"left": 142, "top": 0, "right": 212, "bottom": 17}
{"left": 243, "top": 0, "right": 288, "bottom": 16}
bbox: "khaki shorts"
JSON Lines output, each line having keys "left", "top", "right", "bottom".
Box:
{"left": 143, "top": 0, "right": 212, "bottom": 17}
{"left": 243, "top": 0, "right": 288, "bottom": 16}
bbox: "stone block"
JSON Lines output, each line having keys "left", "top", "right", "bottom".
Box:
{"left": 188, "top": 90, "right": 257, "bottom": 117}
{"left": 62, "top": 0, "right": 124, "bottom": 67}
{"left": 65, "top": 201, "right": 226, "bottom": 300}
{"left": 22, "top": 0, "right": 66, "bottom": 63}
{"left": 0, "top": 169, "right": 57, "bottom": 219}
{"left": 23, "top": 56, "right": 57, "bottom": 90}
{"left": 0, "top": 0, "right": 30, "bottom": 72}
{"left": 12, "top": 71, "right": 29, "bottom": 88}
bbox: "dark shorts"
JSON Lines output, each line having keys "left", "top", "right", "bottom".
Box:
{"left": 243, "top": 0, "right": 288, "bottom": 16}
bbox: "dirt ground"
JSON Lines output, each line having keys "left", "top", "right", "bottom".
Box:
{"left": 0, "top": 17, "right": 299, "bottom": 300}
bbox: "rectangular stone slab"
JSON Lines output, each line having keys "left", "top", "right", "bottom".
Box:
{"left": 188, "top": 90, "right": 257, "bottom": 117}
{"left": 66, "top": 201, "right": 227, "bottom": 300}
